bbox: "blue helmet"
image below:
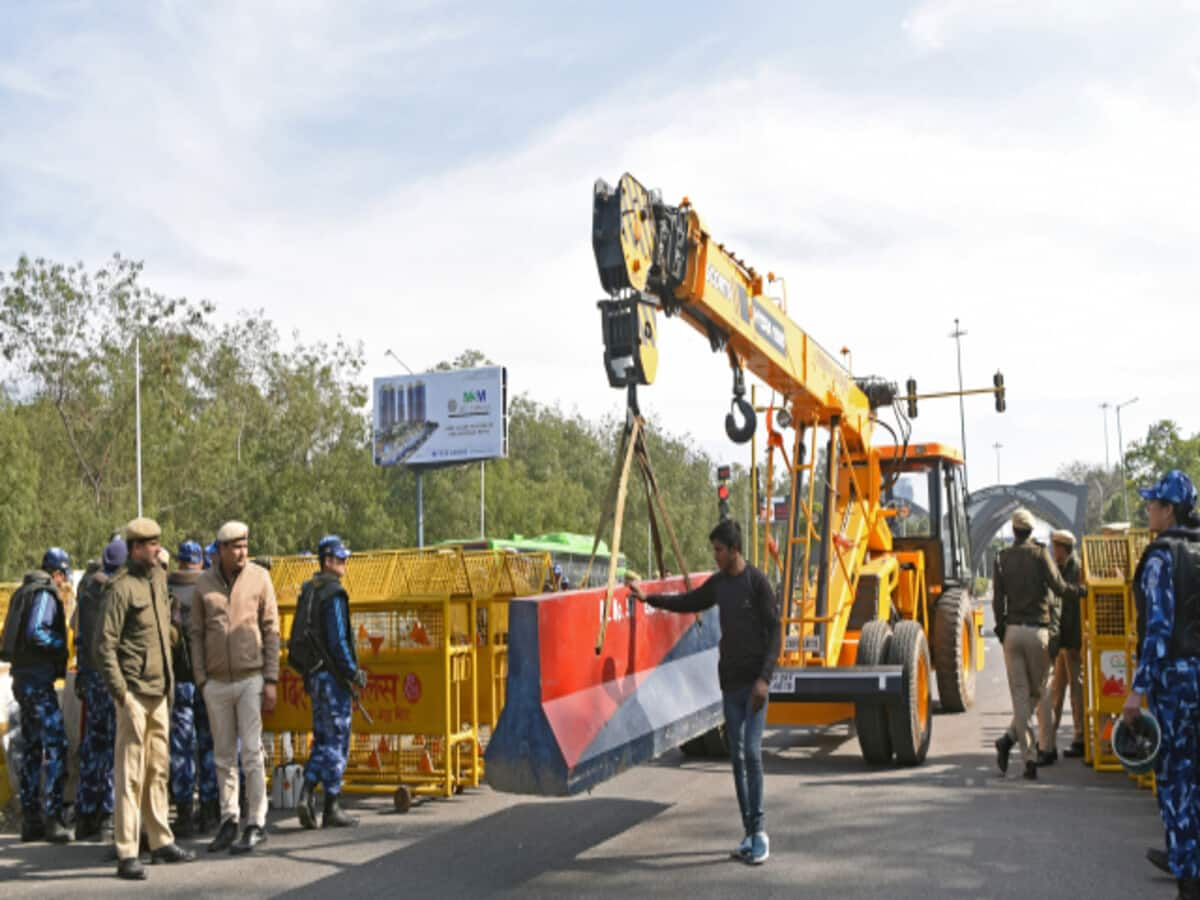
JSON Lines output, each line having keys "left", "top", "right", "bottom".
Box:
{"left": 317, "top": 534, "right": 351, "bottom": 561}
{"left": 42, "top": 547, "right": 71, "bottom": 577}
{"left": 1138, "top": 469, "right": 1198, "bottom": 510}
{"left": 1112, "top": 709, "right": 1161, "bottom": 776}
{"left": 204, "top": 541, "right": 219, "bottom": 569}
{"left": 177, "top": 540, "right": 204, "bottom": 565}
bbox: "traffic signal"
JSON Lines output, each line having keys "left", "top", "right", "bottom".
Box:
{"left": 905, "top": 378, "right": 918, "bottom": 418}
{"left": 993, "top": 371, "right": 1006, "bottom": 413}
{"left": 717, "top": 465, "right": 732, "bottom": 521}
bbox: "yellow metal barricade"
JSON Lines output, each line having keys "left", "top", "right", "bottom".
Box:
{"left": 1080, "top": 532, "right": 1144, "bottom": 775}
{"left": 0, "top": 582, "right": 16, "bottom": 808}
{"left": 264, "top": 549, "right": 478, "bottom": 811}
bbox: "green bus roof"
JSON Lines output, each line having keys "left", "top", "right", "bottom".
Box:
{"left": 437, "top": 532, "right": 615, "bottom": 557}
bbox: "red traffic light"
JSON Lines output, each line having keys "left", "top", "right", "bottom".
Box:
{"left": 717, "top": 485, "right": 730, "bottom": 501}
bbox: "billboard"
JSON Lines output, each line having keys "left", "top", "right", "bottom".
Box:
{"left": 373, "top": 366, "right": 507, "bottom": 468}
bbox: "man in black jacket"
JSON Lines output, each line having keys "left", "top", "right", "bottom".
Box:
{"left": 627, "top": 519, "right": 781, "bottom": 866}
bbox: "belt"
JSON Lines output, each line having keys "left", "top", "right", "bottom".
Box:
{"left": 1010, "top": 621, "right": 1049, "bottom": 628}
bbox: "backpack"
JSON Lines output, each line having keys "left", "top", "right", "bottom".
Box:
{"left": 287, "top": 579, "right": 325, "bottom": 677}
{"left": 0, "top": 574, "right": 48, "bottom": 664}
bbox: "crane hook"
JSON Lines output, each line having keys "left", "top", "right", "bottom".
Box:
{"left": 724, "top": 363, "right": 756, "bottom": 444}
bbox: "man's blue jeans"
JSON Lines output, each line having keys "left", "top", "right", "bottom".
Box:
{"left": 723, "top": 685, "right": 767, "bottom": 835}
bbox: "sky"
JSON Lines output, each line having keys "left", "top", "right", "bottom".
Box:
{"left": 2, "top": 0, "right": 1199, "bottom": 490}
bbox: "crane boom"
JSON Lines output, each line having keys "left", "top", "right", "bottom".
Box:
{"left": 592, "top": 172, "right": 878, "bottom": 452}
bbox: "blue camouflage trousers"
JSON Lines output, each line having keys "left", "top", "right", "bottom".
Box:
{"left": 14, "top": 680, "right": 67, "bottom": 818}
{"left": 303, "top": 671, "right": 352, "bottom": 795}
{"left": 75, "top": 668, "right": 115, "bottom": 816}
{"left": 1152, "top": 661, "right": 1200, "bottom": 879}
{"left": 170, "top": 682, "right": 219, "bottom": 805}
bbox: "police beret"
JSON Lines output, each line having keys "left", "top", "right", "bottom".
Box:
{"left": 1011, "top": 508, "right": 1035, "bottom": 531}
{"left": 1051, "top": 529, "right": 1076, "bottom": 547}
{"left": 216, "top": 520, "right": 249, "bottom": 543}
{"left": 125, "top": 517, "right": 162, "bottom": 542}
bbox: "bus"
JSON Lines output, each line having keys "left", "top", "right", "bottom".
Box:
{"left": 436, "top": 532, "right": 628, "bottom": 590}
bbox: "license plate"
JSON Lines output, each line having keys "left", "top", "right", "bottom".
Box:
{"left": 770, "top": 671, "right": 796, "bottom": 693}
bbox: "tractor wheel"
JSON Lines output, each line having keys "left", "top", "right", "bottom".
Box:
{"left": 854, "top": 620, "right": 894, "bottom": 764}
{"left": 934, "top": 589, "right": 976, "bottom": 713}
{"left": 887, "top": 620, "right": 933, "bottom": 766}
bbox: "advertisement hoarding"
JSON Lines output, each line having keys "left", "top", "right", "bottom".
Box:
{"left": 373, "top": 366, "right": 507, "bottom": 468}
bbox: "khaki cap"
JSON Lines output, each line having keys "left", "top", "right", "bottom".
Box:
{"left": 125, "top": 517, "right": 162, "bottom": 542}
{"left": 216, "top": 520, "right": 249, "bottom": 543}
{"left": 1011, "top": 508, "right": 1035, "bottom": 531}
{"left": 1051, "top": 529, "right": 1076, "bottom": 547}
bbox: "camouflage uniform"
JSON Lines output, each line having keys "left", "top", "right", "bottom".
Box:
{"left": 74, "top": 567, "right": 116, "bottom": 822}
{"left": 169, "top": 683, "right": 218, "bottom": 806}
{"left": 1134, "top": 536, "right": 1200, "bottom": 879}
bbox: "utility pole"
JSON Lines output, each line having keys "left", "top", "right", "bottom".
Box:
{"left": 992, "top": 442, "right": 1003, "bottom": 484}
{"left": 1099, "top": 402, "right": 1111, "bottom": 469}
{"left": 1115, "top": 397, "right": 1138, "bottom": 521}
{"left": 135, "top": 335, "right": 143, "bottom": 517}
{"left": 950, "top": 318, "right": 970, "bottom": 492}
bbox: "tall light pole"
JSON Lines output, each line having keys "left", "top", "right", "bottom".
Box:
{"left": 135, "top": 336, "right": 143, "bottom": 517}
{"left": 992, "top": 441, "right": 1003, "bottom": 484}
{"left": 1115, "top": 397, "right": 1138, "bottom": 521}
{"left": 1099, "top": 402, "right": 1111, "bottom": 470}
{"left": 950, "top": 318, "right": 970, "bottom": 491}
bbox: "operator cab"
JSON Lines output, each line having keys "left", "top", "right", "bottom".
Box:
{"left": 879, "top": 443, "right": 973, "bottom": 598}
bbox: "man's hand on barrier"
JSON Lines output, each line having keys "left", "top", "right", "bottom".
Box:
{"left": 624, "top": 576, "right": 645, "bottom": 602}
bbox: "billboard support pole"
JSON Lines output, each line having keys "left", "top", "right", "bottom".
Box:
{"left": 416, "top": 469, "right": 425, "bottom": 548}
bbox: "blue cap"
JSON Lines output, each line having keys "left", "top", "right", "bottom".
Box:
{"left": 102, "top": 539, "right": 128, "bottom": 573}
{"left": 317, "top": 534, "right": 351, "bottom": 561}
{"left": 42, "top": 547, "right": 71, "bottom": 577}
{"left": 177, "top": 540, "right": 204, "bottom": 564}
{"left": 204, "top": 541, "right": 218, "bottom": 569}
{"left": 1138, "top": 469, "right": 1198, "bottom": 508}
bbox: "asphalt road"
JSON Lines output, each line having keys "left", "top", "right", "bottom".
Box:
{"left": 0, "top": 634, "right": 1170, "bottom": 898}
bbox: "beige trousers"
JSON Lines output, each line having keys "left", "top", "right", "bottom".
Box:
{"left": 114, "top": 692, "right": 173, "bottom": 860}
{"left": 1003, "top": 625, "right": 1050, "bottom": 764}
{"left": 203, "top": 674, "right": 267, "bottom": 827}
{"left": 1037, "top": 648, "right": 1084, "bottom": 751}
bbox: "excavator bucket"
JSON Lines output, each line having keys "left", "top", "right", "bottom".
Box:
{"left": 485, "top": 574, "right": 720, "bottom": 796}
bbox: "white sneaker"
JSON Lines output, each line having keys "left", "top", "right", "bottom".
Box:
{"left": 747, "top": 831, "right": 769, "bottom": 865}
{"left": 731, "top": 834, "right": 752, "bottom": 859}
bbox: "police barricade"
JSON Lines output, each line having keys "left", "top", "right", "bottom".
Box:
{"left": 0, "top": 582, "right": 15, "bottom": 808}
{"left": 473, "top": 552, "right": 550, "bottom": 754}
{"left": 1081, "top": 532, "right": 1148, "bottom": 784}
{"left": 263, "top": 549, "right": 480, "bottom": 812}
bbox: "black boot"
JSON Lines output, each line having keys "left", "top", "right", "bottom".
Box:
{"left": 75, "top": 811, "right": 101, "bottom": 842}
{"left": 1148, "top": 847, "right": 1171, "bottom": 874}
{"left": 208, "top": 817, "right": 238, "bottom": 853}
{"left": 1178, "top": 877, "right": 1200, "bottom": 900}
{"left": 1023, "top": 760, "right": 1038, "bottom": 780}
{"left": 994, "top": 733, "right": 1015, "bottom": 775}
{"left": 20, "top": 808, "right": 44, "bottom": 843}
{"left": 197, "top": 799, "right": 220, "bottom": 834}
{"left": 45, "top": 813, "right": 73, "bottom": 844}
{"left": 322, "top": 793, "right": 359, "bottom": 829}
{"left": 173, "top": 799, "right": 195, "bottom": 839}
{"left": 99, "top": 814, "right": 114, "bottom": 842}
{"left": 116, "top": 857, "right": 147, "bottom": 881}
{"left": 297, "top": 782, "right": 318, "bottom": 830}
{"left": 1036, "top": 748, "right": 1058, "bottom": 766}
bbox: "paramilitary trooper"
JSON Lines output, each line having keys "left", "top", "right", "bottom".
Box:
{"left": 1124, "top": 470, "right": 1200, "bottom": 898}
{"left": 992, "top": 508, "right": 1086, "bottom": 780}
{"left": 0, "top": 548, "right": 73, "bottom": 843}
{"left": 73, "top": 538, "right": 128, "bottom": 842}
{"left": 168, "top": 540, "right": 220, "bottom": 836}
{"left": 289, "top": 534, "right": 367, "bottom": 829}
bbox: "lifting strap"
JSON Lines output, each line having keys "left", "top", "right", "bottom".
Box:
{"left": 584, "top": 414, "right": 693, "bottom": 654}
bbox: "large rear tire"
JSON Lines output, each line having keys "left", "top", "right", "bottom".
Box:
{"left": 887, "top": 620, "right": 933, "bottom": 766}
{"left": 854, "top": 620, "right": 894, "bottom": 764}
{"left": 934, "top": 590, "right": 976, "bottom": 713}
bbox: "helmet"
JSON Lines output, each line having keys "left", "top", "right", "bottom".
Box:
{"left": 204, "top": 541, "right": 219, "bottom": 569}
{"left": 42, "top": 547, "right": 71, "bottom": 577}
{"left": 1138, "top": 469, "right": 1198, "bottom": 510}
{"left": 1112, "top": 710, "right": 1161, "bottom": 776}
{"left": 177, "top": 540, "right": 204, "bottom": 564}
{"left": 317, "top": 534, "right": 351, "bottom": 561}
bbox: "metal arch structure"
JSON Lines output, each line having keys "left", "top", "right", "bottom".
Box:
{"left": 967, "top": 479, "right": 1089, "bottom": 574}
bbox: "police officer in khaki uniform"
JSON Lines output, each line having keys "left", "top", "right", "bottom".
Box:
{"left": 1037, "top": 529, "right": 1086, "bottom": 763}
{"left": 97, "top": 517, "right": 196, "bottom": 880}
{"left": 992, "top": 508, "right": 1086, "bottom": 780}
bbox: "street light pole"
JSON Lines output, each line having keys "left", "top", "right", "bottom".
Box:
{"left": 135, "top": 335, "right": 143, "bottom": 517}
{"left": 1099, "top": 402, "right": 1111, "bottom": 470}
{"left": 993, "top": 442, "right": 1003, "bottom": 484}
{"left": 950, "top": 318, "right": 969, "bottom": 492}
{"left": 1115, "top": 397, "right": 1139, "bottom": 521}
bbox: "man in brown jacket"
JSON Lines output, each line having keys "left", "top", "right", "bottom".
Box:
{"left": 190, "top": 520, "right": 279, "bottom": 855}
{"left": 97, "top": 517, "right": 196, "bottom": 880}
{"left": 992, "top": 508, "right": 1086, "bottom": 780}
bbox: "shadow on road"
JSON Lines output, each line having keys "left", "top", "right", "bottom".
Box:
{"left": 273, "top": 797, "right": 669, "bottom": 899}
